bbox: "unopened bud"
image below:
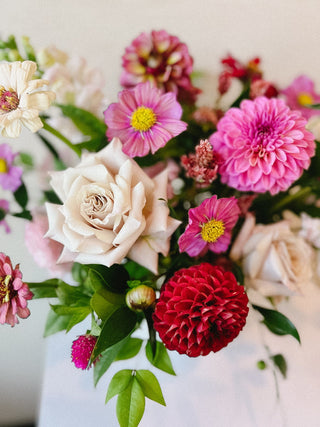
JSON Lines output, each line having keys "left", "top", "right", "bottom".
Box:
{"left": 126, "top": 285, "right": 156, "bottom": 312}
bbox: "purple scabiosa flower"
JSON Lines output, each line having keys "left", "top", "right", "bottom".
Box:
{"left": 210, "top": 97, "right": 315, "bottom": 195}
{"left": 0, "top": 143, "right": 22, "bottom": 191}
{"left": 120, "top": 30, "right": 201, "bottom": 105}
{"left": 104, "top": 82, "right": 187, "bottom": 157}
{"left": 178, "top": 195, "right": 240, "bottom": 257}
{"left": 282, "top": 75, "right": 320, "bottom": 119}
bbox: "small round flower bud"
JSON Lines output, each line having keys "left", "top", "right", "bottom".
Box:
{"left": 126, "top": 285, "right": 156, "bottom": 312}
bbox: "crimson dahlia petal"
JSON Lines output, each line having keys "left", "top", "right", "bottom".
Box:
{"left": 153, "top": 263, "right": 249, "bottom": 357}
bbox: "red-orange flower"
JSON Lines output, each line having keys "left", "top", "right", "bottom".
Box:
{"left": 153, "top": 263, "right": 249, "bottom": 357}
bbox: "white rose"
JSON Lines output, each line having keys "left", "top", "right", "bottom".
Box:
{"left": 45, "top": 138, "right": 180, "bottom": 274}
{"left": 230, "top": 215, "right": 313, "bottom": 297}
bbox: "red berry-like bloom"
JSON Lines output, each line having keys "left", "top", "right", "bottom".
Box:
{"left": 71, "top": 335, "right": 97, "bottom": 370}
{"left": 153, "top": 263, "right": 249, "bottom": 357}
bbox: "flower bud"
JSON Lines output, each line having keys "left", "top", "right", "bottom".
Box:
{"left": 126, "top": 285, "right": 156, "bottom": 312}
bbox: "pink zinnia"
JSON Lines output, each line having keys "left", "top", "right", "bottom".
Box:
{"left": 282, "top": 75, "right": 320, "bottom": 119}
{"left": 0, "top": 252, "right": 33, "bottom": 326}
{"left": 0, "top": 199, "right": 10, "bottom": 233}
{"left": 104, "top": 82, "right": 187, "bottom": 157}
{"left": 178, "top": 195, "right": 240, "bottom": 257}
{"left": 0, "top": 143, "right": 22, "bottom": 191}
{"left": 71, "top": 334, "right": 98, "bottom": 370}
{"left": 210, "top": 97, "right": 315, "bottom": 195}
{"left": 120, "top": 30, "right": 200, "bottom": 105}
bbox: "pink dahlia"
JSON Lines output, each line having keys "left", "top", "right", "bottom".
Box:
{"left": 104, "top": 82, "right": 187, "bottom": 157}
{"left": 153, "top": 263, "right": 249, "bottom": 357}
{"left": 210, "top": 97, "right": 315, "bottom": 195}
{"left": 178, "top": 195, "right": 240, "bottom": 257}
{"left": 282, "top": 75, "right": 320, "bottom": 119}
{"left": 0, "top": 143, "right": 22, "bottom": 191}
{"left": 0, "top": 252, "right": 33, "bottom": 326}
{"left": 71, "top": 334, "right": 98, "bottom": 370}
{"left": 120, "top": 30, "right": 201, "bottom": 105}
{"left": 0, "top": 199, "right": 10, "bottom": 233}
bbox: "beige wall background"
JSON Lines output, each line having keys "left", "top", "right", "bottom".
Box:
{"left": 1, "top": 0, "right": 320, "bottom": 425}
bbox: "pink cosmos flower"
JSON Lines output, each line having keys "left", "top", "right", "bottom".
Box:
{"left": 24, "top": 210, "right": 72, "bottom": 277}
{"left": 71, "top": 334, "right": 98, "bottom": 370}
{"left": 0, "top": 252, "right": 33, "bottom": 326}
{"left": 0, "top": 199, "right": 10, "bottom": 233}
{"left": 178, "top": 195, "right": 240, "bottom": 257}
{"left": 104, "top": 82, "right": 187, "bottom": 157}
{"left": 0, "top": 143, "right": 22, "bottom": 191}
{"left": 282, "top": 75, "right": 320, "bottom": 119}
{"left": 210, "top": 97, "right": 315, "bottom": 195}
{"left": 120, "top": 30, "right": 201, "bottom": 105}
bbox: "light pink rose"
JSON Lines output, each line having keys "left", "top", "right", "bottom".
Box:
{"left": 230, "top": 215, "right": 314, "bottom": 297}
{"left": 45, "top": 138, "right": 180, "bottom": 274}
{"left": 25, "top": 210, "right": 72, "bottom": 277}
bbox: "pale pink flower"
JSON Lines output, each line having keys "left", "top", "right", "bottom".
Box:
{"left": 210, "top": 97, "right": 315, "bottom": 195}
{"left": 0, "top": 143, "right": 22, "bottom": 191}
{"left": 104, "top": 82, "right": 187, "bottom": 157}
{"left": 178, "top": 195, "right": 240, "bottom": 257}
{"left": 0, "top": 199, "right": 10, "bottom": 233}
{"left": 143, "top": 159, "right": 179, "bottom": 199}
{"left": 282, "top": 75, "right": 320, "bottom": 119}
{"left": 120, "top": 29, "right": 200, "bottom": 104}
{"left": 71, "top": 334, "right": 98, "bottom": 370}
{"left": 24, "top": 211, "right": 72, "bottom": 277}
{"left": 0, "top": 252, "right": 33, "bottom": 326}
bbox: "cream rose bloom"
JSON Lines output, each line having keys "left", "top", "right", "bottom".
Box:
{"left": 230, "top": 214, "right": 313, "bottom": 297}
{"left": 45, "top": 138, "right": 180, "bottom": 274}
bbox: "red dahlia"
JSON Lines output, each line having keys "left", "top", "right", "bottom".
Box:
{"left": 153, "top": 263, "right": 249, "bottom": 357}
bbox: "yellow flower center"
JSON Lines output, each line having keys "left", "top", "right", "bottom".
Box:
{"left": 131, "top": 106, "right": 157, "bottom": 132}
{"left": 0, "top": 158, "right": 7, "bottom": 173}
{"left": 201, "top": 219, "right": 225, "bottom": 243}
{"left": 297, "top": 92, "right": 314, "bottom": 106}
{"left": 0, "top": 275, "right": 12, "bottom": 303}
{"left": 0, "top": 86, "right": 19, "bottom": 112}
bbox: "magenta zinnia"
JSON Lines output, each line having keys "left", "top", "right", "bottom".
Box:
{"left": 210, "top": 96, "right": 315, "bottom": 194}
{"left": 0, "top": 252, "right": 33, "bottom": 326}
{"left": 178, "top": 195, "right": 240, "bottom": 257}
{"left": 71, "top": 334, "right": 98, "bottom": 370}
{"left": 153, "top": 263, "right": 249, "bottom": 357}
{"left": 120, "top": 29, "right": 201, "bottom": 105}
{"left": 0, "top": 143, "right": 22, "bottom": 191}
{"left": 104, "top": 82, "right": 187, "bottom": 157}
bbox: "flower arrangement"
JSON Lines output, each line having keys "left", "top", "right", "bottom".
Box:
{"left": 1, "top": 30, "right": 320, "bottom": 427}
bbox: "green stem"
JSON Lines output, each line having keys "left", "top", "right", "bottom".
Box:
{"left": 270, "top": 186, "right": 312, "bottom": 213}
{"left": 42, "top": 120, "right": 82, "bottom": 157}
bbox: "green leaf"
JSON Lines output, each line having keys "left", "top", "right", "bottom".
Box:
{"left": 115, "top": 338, "right": 143, "bottom": 361}
{"left": 90, "top": 288, "right": 125, "bottom": 320}
{"left": 308, "top": 103, "right": 320, "bottom": 109}
{"left": 44, "top": 309, "right": 72, "bottom": 337}
{"left": 56, "top": 282, "right": 90, "bottom": 306}
{"left": 57, "top": 104, "right": 107, "bottom": 137}
{"left": 83, "top": 264, "right": 129, "bottom": 293}
{"left": 12, "top": 210, "right": 32, "bottom": 220}
{"left": 252, "top": 304, "right": 301, "bottom": 343}
{"left": 105, "top": 369, "right": 133, "bottom": 403}
{"left": 27, "top": 281, "right": 58, "bottom": 299}
{"left": 66, "top": 310, "right": 92, "bottom": 333}
{"left": 85, "top": 269, "right": 106, "bottom": 292}
{"left": 50, "top": 304, "right": 91, "bottom": 316}
{"left": 94, "top": 340, "right": 127, "bottom": 386}
{"left": 124, "top": 261, "right": 152, "bottom": 281}
{"left": 92, "top": 306, "right": 137, "bottom": 359}
{"left": 146, "top": 341, "right": 176, "bottom": 375}
{"left": 76, "top": 135, "right": 108, "bottom": 153}
{"left": 43, "top": 190, "right": 62, "bottom": 204}
{"left": 116, "top": 376, "right": 145, "bottom": 427}
{"left": 271, "top": 353, "right": 287, "bottom": 379}
{"left": 13, "top": 181, "right": 28, "bottom": 209}
{"left": 72, "top": 262, "right": 88, "bottom": 283}
{"left": 135, "top": 370, "right": 166, "bottom": 406}
{"left": 18, "top": 152, "right": 34, "bottom": 168}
